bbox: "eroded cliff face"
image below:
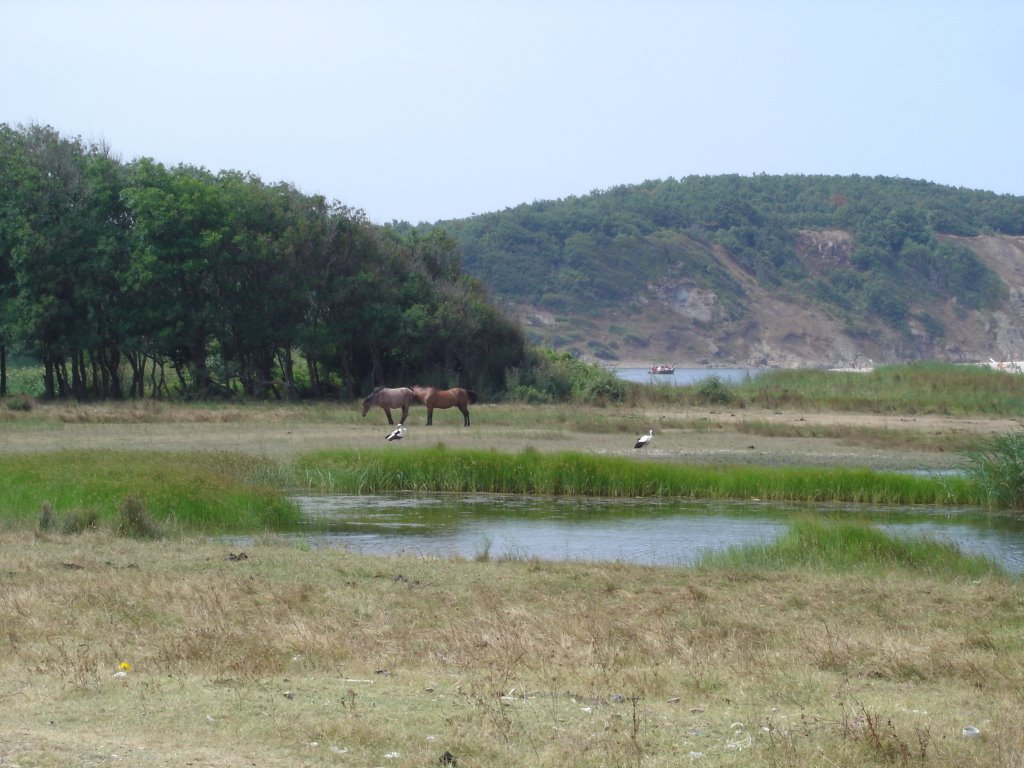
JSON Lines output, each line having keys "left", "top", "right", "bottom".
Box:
{"left": 513, "top": 234, "right": 1024, "bottom": 368}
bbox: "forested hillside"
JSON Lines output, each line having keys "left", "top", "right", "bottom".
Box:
{"left": 427, "top": 175, "right": 1024, "bottom": 367}
{"left": 0, "top": 123, "right": 525, "bottom": 400}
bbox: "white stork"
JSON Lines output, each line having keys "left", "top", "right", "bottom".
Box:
{"left": 386, "top": 423, "right": 406, "bottom": 442}
{"left": 633, "top": 429, "right": 653, "bottom": 449}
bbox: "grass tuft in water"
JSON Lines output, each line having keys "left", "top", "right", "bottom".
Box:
{"left": 698, "top": 517, "right": 1002, "bottom": 578}
{"left": 964, "top": 430, "right": 1024, "bottom": 509}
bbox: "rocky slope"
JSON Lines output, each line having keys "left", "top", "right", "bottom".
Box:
{"left": 510, "top": 234, "right": 1024, "bottom": 368}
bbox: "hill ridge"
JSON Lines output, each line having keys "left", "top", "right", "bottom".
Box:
{"left": 425, "top": 175, "right": 1024, "bottom": 367}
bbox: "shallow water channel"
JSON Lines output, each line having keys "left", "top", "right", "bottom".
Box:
{"left": 259, "top": 494, "right": 1024, "bottom": 573}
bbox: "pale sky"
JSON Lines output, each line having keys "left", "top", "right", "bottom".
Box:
{"left": 3, "top": 1, "right": 1022, "bottom": 224}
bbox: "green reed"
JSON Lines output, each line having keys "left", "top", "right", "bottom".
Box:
{"left": 0, "top": 451, "right": 300, "bottom": 532}
{"left": 964, "top": 430, "right": 1024, "bottom": 509}
{"left": 698, "top": 517, "right": 1003, "bottom": 578}
{"left": 297, "top": 447, "right": 978, "bottom": 505}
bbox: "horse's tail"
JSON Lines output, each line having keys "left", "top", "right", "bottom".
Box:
{"left": 466, "top": 389, "right": 478, "bottom": 404}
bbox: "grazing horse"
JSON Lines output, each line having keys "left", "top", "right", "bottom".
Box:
{"left": 361, "top": 386, "right": 415, "bottom": 425}
{"left": 412, "top": 385, "right": 478, "bottom": 427}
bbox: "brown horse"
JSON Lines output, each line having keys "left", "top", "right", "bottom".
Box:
{"left": 361, "top": 386, "right": 416, "bottom": 425}
{"left": 412, "top": 385, "right": 478, "bottom": 427}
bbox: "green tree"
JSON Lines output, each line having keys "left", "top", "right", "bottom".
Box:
{"left": 0, "top": 124, "right": 26, "bottom": 395}
{"left": 4, "top": 124, "right": 104, "bottom": 399}
{"left": 121, "top": 160, "right": 230, "bottom": 397}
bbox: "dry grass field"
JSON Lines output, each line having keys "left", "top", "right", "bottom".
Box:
{"left": 1, "top": 400, "right": 1023, "bottom": 766}
{"left": 2, "top": 532, "right": 1023, "bottom": 768}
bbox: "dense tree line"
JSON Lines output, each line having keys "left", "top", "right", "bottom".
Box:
{"left": 0, "top": 123, "right": 525, "bottom": 400}
{"left": 432, "top": 174, "right": 1023, "bottom": 336}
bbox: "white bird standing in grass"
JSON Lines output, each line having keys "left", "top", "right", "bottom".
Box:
{"left": 634, "top": 429, "right": 653, "bottom": 449}
{"left": 386, "top": 423, "right": 406, "bottom": 442}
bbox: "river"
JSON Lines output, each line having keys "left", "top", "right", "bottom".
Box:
{"left": 231, "top": 493, "right": 1024, "bottom": 573}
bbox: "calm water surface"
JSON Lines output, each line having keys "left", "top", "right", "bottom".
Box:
{"left": 612, "top": 367, "right": 767, "bottom": 386}
{"left": 249, "top": 494, "right": 1024, "bottom": 573}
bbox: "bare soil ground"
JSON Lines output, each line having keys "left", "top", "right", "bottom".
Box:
{"left": 1, "top": 402, "right": 1018, "bottom": 471}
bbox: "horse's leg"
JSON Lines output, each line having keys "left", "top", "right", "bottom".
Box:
{"left": 426, "top": 407, "right": 433, "bottom": 426}
{"left": 384, "top": 407, "right": 394, "bottom": 425}
{"left": 460, "top": 405, "right": 470, "bottom": 427}
{"left": 400, "top": 405, "right": 409, "bottom": 424}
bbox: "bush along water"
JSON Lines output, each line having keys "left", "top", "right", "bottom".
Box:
{"left": 504, "top": 348, "right": 626, "bottom": 404}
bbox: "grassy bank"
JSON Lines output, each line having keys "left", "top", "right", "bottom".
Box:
{"left": 1, "top": 531, "right": 1020, "bottom": 767}
{"left": 666, "top": 362, "right": 1024, "bottom": 415}
{"left": 0, "top": 451, "right": 299, "bottom": 532}
{"left": 298, "top": 447, "right": 978, "bottom": 506}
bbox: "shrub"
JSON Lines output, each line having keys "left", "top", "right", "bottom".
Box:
{"left": 506, "top": 384, "right": 552, "bottom": 404}
{"left": 3, "top": 394, "right": 33, "bottom": 412}
{"left": 504, "top": 347, "right": 627, "bottom": 404}
{"left": 574, "top": 374, "right": 627, "bottom": 405}
{"left": 694, "top": 375, "right": 733, "bottom": 405}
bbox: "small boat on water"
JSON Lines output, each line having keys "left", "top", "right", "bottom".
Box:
{"left": 649, "top": 364, "right": 675, "bottom": 374}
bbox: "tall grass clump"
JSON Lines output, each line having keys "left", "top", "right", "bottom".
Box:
{"left": 37, "top": 501, "right": 55, "bottom": 531}
{"left": 298, "top": 447, "right": 975, "bottom": 505}
{"left": 699, "top": 517, "right": 1002, "bottom": 578}
{"left": 114, "top": 494, "right": 165, "bottom": 539}
{"left": 964, "top": 430, "right": 1024, "bottom": 508}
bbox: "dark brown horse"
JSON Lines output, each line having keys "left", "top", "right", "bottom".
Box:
{"left": 412, "top": 385, "right": 478, "bottom": 427}
{"left": 361, "top": 386, "right": 416, "bottom": 425}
